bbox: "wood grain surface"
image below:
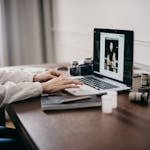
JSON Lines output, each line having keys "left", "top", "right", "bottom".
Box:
{"left": 6, "top": 92, "right": 150, "bottom": 150}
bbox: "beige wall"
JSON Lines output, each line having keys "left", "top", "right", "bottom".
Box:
{"left": 52, "top": 0, "right": 150, "bottom": 65}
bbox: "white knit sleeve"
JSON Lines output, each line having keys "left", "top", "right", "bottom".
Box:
{"left": 0, "top": 85, "right": 6, "bottom": 107}
{"left": 0, "top": 70, "right": 34, "bottom": 84}
{"left": 0, "top": 81, "right": 43, "bottom": 107}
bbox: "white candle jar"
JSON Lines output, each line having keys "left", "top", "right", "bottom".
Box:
{"left": 101, "top": 95, "right": 113, "bottom": 114}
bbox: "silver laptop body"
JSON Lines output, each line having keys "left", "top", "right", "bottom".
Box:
{"left": 66, "top": 28, "right": 134, "bottom": 96}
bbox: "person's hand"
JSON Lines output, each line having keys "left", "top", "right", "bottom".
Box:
{"left": 41, "top": 76, "right": 82, "bottom": 93}
{"left": 33, "top": 70, "right": 64, "bottom": 82}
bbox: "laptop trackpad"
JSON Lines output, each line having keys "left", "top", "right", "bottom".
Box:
{"left": 65, "top": 85, "right": 103, "bottom": 96}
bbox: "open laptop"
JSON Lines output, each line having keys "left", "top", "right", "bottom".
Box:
{"left": 66, "top": 28, "right": 134, "bottom": 96}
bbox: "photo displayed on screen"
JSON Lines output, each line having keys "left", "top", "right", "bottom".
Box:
{"left": 100, "top": 32, "right": 125, "bottom": 82}
{"left": 104, "top": 40, "right": 118, "bottom": 73}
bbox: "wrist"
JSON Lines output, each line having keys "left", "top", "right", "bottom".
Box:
{"left": 33, "top": 74, "right": 39, "bottom": 82}
{"left": 41, "top": 82, "right": 48, "bottom": 93}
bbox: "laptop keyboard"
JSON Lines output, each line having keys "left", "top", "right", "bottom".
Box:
{"left": 79, "top": 76, "right": 118, "bottom": 90}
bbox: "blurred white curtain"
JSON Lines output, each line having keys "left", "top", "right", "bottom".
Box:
{"left": 0, "top": 0, "right": 7, "bottom": 66}
{"left": 0, "top": 0, "right": 54, "bottom": 66}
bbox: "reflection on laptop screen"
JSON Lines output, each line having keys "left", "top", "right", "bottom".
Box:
{"left": 93, "top": 28, "right": 134, "bottom": 86}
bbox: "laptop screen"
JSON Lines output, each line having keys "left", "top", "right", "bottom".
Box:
{"left": 93, "top": 28, "right": 134, "bottom": 86}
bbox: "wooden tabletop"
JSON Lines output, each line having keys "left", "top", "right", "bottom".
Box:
{"left": 6, "top": 92, "right": 150, "bottom": 150}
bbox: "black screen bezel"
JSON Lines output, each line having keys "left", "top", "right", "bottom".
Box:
{"left": 93, "top": 28, "right": 134, "bottom": 86}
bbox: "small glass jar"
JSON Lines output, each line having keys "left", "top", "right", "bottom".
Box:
{"left": 101, "top": 95, "right": 113, "bottom": 114}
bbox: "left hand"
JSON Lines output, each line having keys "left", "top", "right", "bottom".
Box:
{"left": 33, "top": 70, "right": 64, "bottom": 82}
{"left": 41, "top": 76, "right": 82, "bottom": 93}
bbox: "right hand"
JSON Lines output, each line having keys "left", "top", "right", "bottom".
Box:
{"left": 41, "top": 76, "right": 82, "bottom": 93}
{"left": 33, "top": 70, "right": 64, "bottom": 82}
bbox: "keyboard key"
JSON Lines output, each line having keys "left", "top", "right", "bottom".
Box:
{"left": 79, "top": 77, "right": 118, "bottom": 90}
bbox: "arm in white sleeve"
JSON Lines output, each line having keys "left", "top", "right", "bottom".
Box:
{"left": 0, "top": 81, "right": 43, "bottom": 107}
{"left": 0, "top": 70, "right": 34, "bottom": 84}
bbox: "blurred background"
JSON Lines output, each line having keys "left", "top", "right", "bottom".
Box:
{"left": 0, "top": 0, "right": 150, "bottom": 66}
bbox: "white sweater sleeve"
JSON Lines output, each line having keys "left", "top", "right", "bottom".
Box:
{"left": 0, "top": 81, "right": 43, "bottom": 107}
{"left": 0, "top": 70, "right": 34, "bottom": 84}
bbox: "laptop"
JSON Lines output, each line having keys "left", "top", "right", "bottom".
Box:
{"left": 66, "top": 28, "right": 134, "bottom": 96}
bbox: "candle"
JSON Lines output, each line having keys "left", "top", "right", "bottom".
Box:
{"left": 101, "top": 95, "right": 113, "bottom": 114}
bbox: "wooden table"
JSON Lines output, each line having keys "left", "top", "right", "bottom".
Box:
{"left": 6, "top": 92, "right": 150, "bottom": 150}
{"left": 4, "top": 63, "right": 150, "bottom": 150}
